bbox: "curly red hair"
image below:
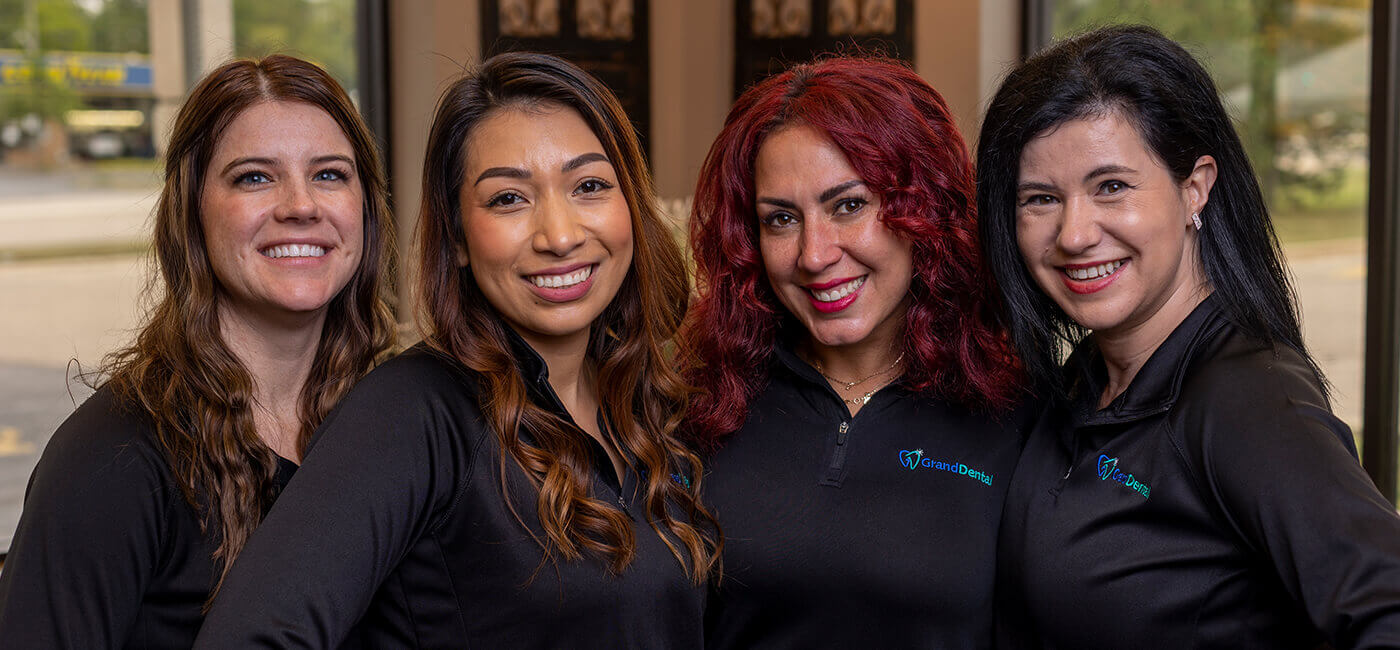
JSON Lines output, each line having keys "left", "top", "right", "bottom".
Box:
{"left": 678, "top": 56, "right": 1024, "bottom": 446}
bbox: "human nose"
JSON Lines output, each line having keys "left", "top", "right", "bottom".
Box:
{"left": 1054, "top": 198, "right": 1101, "bottom": 254}
{"left": 797, "top": 217, "right": 842, "bottom": 273}
{"left": 274, "top": 178, "right": 318, "bottom": 223}
{"left": 531, "top": 193, "right": 586, "bottom": 256}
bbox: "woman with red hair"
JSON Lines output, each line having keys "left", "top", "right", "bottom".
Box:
{"left": 680, "top": 56, "right": 1026, "bottom": 647}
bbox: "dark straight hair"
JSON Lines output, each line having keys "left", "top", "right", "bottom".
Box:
{"left": 976, "top": 24, "right": 1322, "bottom": 396}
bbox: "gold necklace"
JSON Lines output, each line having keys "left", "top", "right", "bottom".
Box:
{"left": 840, "top": 375, "right": 896, "bottom": 406}
{"left": 813, "top": 351, "right": 906, "bottom": 390}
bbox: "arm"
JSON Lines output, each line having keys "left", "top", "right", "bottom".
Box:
{"left": 0, "top": 389, "right": 168, "bottom": 648}
{"left": 195, "top": 352, "right": 474, "bottom": 649}
{"left": 1180, "top": 363, "right": 1400, "bottom": 649}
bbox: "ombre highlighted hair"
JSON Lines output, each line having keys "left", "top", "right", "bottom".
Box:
{"left": 415, "top": 52, "right": 720, "bottom": 581}
{"left": 679, "top": 56, "right": 1023, "bottom": 446}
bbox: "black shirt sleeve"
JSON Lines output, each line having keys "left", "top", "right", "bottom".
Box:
{"left": 0, "top": 388, "right": 172, "bottom": 648}
{"left": 194, "top": 351, "right": 477, "bottom": 649}
{"left": 1178, "top": 357, "right": 1400, "bottom": 649}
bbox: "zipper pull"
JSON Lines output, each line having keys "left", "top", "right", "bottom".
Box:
{"left": 837, "top": 421, "right": 849, "bottom": 444}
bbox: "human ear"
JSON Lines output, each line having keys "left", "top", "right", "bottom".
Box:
{"left": 1183, "top": 155, "right": 1218, "bottom": 221}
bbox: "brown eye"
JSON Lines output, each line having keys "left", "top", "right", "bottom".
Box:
{"left": 487, "top": 191, "right": 525, "bottom": 208}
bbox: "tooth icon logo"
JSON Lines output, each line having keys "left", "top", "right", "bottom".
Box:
{"left": 899, "top": 449, "right": 923, "bottom": 470}
{"left": 1097, "top": 455, "right": 1119, "bottom": 481}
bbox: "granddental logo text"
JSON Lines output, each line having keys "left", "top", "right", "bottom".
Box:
{"left": 1096, "top": 454, "right": 1151, "bottom": 499}
{"left": 898, "top": 449, "right": 993, "bottom": 486}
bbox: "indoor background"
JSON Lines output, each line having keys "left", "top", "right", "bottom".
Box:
{"left": 1, "top": 0, "right": 1395, "bottom": 556}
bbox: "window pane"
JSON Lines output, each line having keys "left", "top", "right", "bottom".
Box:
{"left": 0, "top": 0, "right": 360, "bottom": 553}
{"left": 1050, "top": 0, "right": 1372, "bottom": 446}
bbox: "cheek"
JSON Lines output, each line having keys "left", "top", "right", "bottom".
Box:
{"left": 1014, "top": 219, "right": 1044, "bottom": 269}
{"left": 600, "top": 199, "right": 635, "bottom": 263}
{"left": 757, "top": 231, "right": 795, "bottom": 284}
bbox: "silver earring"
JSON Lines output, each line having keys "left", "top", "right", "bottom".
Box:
{"left": 1190, "top": 212, "right": 1203, "bottom": 231}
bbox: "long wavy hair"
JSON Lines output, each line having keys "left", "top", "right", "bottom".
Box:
{"left": 416, "top": 52, "right": 720, "bottom": 581}
{"left": 101, "top": 55, "right": 396, "bottom": 600}
{"left": 977, "top": 25, "right": 1321, "bottom": 397}
{"left": 678, "top": 56, "right": 1024, "bottom": 446}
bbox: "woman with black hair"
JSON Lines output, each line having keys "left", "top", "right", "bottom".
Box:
{"left": 979, "top": 25, "right": 1400, "bottom": 649}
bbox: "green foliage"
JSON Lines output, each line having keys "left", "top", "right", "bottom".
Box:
{"left": 233, "top": 0, "right": 358, "bottom": 95}
{"left": 35, "top": 0, "right": 94, "bottom": 52}
{"left": 1052, "top": 0, "right": 1371, "bottom": 235}
{"left": 92, "top": 0, "right": 149, "bottom": 53}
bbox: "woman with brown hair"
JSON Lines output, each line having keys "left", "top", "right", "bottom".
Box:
{"left": 0, "top": 54, "right": 396, "bottom": 648}
{"left": 195, "top": 52, "right": 721, "bottom": 649}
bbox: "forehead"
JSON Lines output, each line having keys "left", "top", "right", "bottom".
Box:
{"left": 754, "top": 124, "right": 862, "bottom": 191}
{"left": 462, "top": 104, "right": 607, "bottom": 173}
{"left": 211, "top": 100, "right": 353, "bottom": 161}
{"left": 1018, "top": 111, "right": 1156, "bottom": 174}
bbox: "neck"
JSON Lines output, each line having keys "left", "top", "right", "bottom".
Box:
{"left": 217, "top": 301, "right": 327, "bottom": 462}
{"left": 804, "top": 316, "right": 905, "bottom": 384}
{"left": 514, "top": 325, "right": 594, "bottom": 419}
{"left": 1094, "top": 286, "right": 1211, "bottom": 409}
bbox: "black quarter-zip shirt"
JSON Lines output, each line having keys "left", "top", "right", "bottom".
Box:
{"left": 996, "top": 296, "right": 1400, "bottom": 649}
{"left": 195, "top": 338, "right": 704, "bottom": 649}
{"left": 703, "top": 344, "right": 1025, "bottom": 649}
{"left": 0, "top": 386, "right": 299, "bottom": 649}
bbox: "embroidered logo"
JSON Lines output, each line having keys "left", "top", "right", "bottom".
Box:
{"left": 898, "top": 449, "right": 993, "bottom": 486}
{"left": 1096, "top": 453, "right": 1151, "bottom": 499}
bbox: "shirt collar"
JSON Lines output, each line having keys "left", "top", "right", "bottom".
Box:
{"left": 1068, "top": 293, "right": 1229, "bottom": 426}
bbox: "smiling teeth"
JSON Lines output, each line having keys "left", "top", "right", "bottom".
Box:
{"left": 1066, "top": 260, "right": 1125, "bottom": 281}
{"left": 530, "top": 265, "right": 593, "bottom": 289}
{"left": 810, "top": 277, "right": 866, "bottom": 302}
{"left": 261, "top": 244, "right": 325, "bottom": 258}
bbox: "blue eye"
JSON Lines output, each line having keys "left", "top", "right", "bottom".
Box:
{"left": 314, "top": 168, "right": 349, "bottom": 182}
{"left": 236, "top": 171, "right": 270, "bottom": 186}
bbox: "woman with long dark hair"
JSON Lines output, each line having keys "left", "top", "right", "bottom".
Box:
{"left": 195, "top": 52, "right": 721, "bottom": 648}
{"left": 681, "top": 56, "right": 1025, "bottom": 648}
{"left": 980, "top": 25, "right": 1400, "bottom": 648}
{"left": 0, "top": 55, "right": 396, "bottom": 648}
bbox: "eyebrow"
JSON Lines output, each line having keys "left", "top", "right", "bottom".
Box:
{"left": 1085, "top": 164, "right": 1138, "bottom": 180}
{"left": 757, "top": 179, "right": 867, "bottom": 210}
{"left": 221, "top": 154, "right": 354, "bottom": 176}
{"left": 561, "top": 152, "right": 609, "bottom": 173}
{"left": 474, "top": 152, "right": 611, "bottom": 186}
{"left": 475, "top": 166, "right": 529, "bottom": 185}
{"left": 1016, "top": 165, "right": 1140, "bottom": 193}
{"left": 818, "top": 179, "right": 865, "bottom": 203}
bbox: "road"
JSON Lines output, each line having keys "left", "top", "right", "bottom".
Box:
{"left": 0, "top": 188, "right": 1372, "bottom": 551}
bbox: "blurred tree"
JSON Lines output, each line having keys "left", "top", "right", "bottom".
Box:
{"left": 1051, "top": 0, "right": 1368, "bottom": 205}
{"left": 92, "top": 0, "right": 149, "bottom": 53}
{"left": 233, "top": 0, "right": 357, "bottom": 94}
{"left": 35, "top": 0, "right": 94, "bottom": 52}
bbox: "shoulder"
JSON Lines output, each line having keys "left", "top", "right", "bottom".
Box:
{"left": 1178, "top": 327, "right": 1331, "bottom": 424}
{"left": 351, "top": 343, "right": 481, "bottom": 399}
{"left": 1171, "top": 326, "right": 1353, "bottom": 466}
{"left": 307, "top": 343, "right": 490, "bottom": 454}
{"left": 35, "top": 385, "right": 171, "bottom": 493}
